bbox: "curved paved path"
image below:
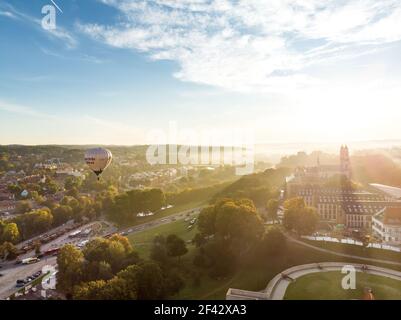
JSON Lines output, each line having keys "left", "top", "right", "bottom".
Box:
{"left": 265, "top": 262, "right": 401, "bottom": 300}
{"left": 285, "top": 233, "right": 401, "bottom": 267}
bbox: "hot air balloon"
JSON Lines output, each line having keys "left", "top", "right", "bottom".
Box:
{"left": 84, "top": 147, "right": 112, "bottom": 180}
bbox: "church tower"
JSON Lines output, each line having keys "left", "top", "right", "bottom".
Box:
{"left": 340, "top": 145, "right": 351, "bottom": 179}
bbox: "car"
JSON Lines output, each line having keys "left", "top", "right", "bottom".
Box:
{"left": 0, "top": 273, "right": 3, "bottom": 277}
{"left": 16, "top": 283, "right": 24, "bottom": 288}
{"left": 121, "top": 231, "right": 128, "bottom": 236}
{"left": 127, "top": 229, "right": 133, "bottom": 233}
{"left": 16, "top": 279, "right": 25, "bottom": 284}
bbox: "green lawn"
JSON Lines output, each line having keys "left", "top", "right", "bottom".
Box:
{"left": 284, "top": 271, "right": 401, "bottom": 300}
{"left": 302, "top": 239, "right": 401, "bottom": 262}
{"left": 127, "top": 216, "right": 199, "bottom": 258}
{"left": 119, "top": 200, "right": 206, "bottom": 229}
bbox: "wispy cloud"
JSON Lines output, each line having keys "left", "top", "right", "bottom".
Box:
{"left": 0, "top": 10, "right": 17, "bottom": 19}
{"left": 0, "top": 2, "right": 77, "bottom": 49}
{"left": 0, "top": 101, "right": 59, "bottom": 120}
{"left": 77, "top": 0, "right": 401, "bottom": 92}
{"left": 40, "top": 47, "right": 107, "bottom": 64}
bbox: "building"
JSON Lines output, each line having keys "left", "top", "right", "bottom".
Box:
{"left": 289, "top": 145, "right": 351, "bottom": 185}
{"left": 0, "top": 200, "right": 16, "bottom": 213}
{"left": 286, "top": 146, "right": 401, "bottom": 231}
{"left": 293, "top": 187, "right": 398, "bottom": 229}
{"left": 369, "top": 183, "right": 401, "bottom": 201}
{"left": 372, "top": 207, "right": 401, "bottom": 245}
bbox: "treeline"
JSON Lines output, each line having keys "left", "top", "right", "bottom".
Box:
{"left": 212, "top": 168, "right": 290, "bottom": 207}
{"left": 165, "top": 182, "right": 230, "bottom": 206}
{"left": 352, "top": 154, "right": 401, "bottom": 187}
{"left": 0, "top": 189, "right": 116, "bottom": 248}
{"left": 105, "top": 189, "right": 166, "bottom": 224}
{"left": 105, "top": 182, "right": 231, "bottom": 225}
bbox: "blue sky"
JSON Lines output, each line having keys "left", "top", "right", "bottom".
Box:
{"left": 1, "top": 0, "right": 401, "bottom": 145}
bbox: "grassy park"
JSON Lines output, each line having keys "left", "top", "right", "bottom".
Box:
{"left": 284, "top": 271, "right": 401, "bottom": 300}
{"left": 127, "top": 218, "right": 401, "bottom": 299}
{"left": 127, "top": 216, "right": 199, "bottom": 258}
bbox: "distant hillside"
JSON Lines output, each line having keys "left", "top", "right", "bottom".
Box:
{"left": 212, "top": 167, "right": 291, "bottom": 207}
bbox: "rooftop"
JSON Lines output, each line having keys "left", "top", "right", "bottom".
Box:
{"left": 370, "top": 184, "right": 401, "bottom": 200}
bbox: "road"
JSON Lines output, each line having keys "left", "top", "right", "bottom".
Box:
{"left": 0, "top": 221, "right": 116, "bottom": 300}
{"left": 119, "top": 206, "right": 203, "bottom": 236}
{"left": 0, "top": 206, "right": 203, "bottom": 300}
{"left": 0, "top": 256, "right": 57, "bottom": 299}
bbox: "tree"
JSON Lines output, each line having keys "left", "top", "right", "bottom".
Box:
{"left": 150, "top": 235, "right": 169, "bottom": 264}
{"left": 57, "top": 244, "right": 84, "bottom": 294}
{"left": 34, "top": 241, "right": 41, "bottom": 255}
{"left": 283, "top": 197, "right": 319, "bottom": 235}
{"left": 1, "top": 223, "right": 20, "bottom": 243}
{"left": 118, "top": 262, "right": 165, "bottom": 300}
{"left": 52, "top": 205, "right": 73, "bottom": 226}
{"left": 82, "top": 261, "right": 113, "bottom": 282}
{"left": 166, "top": 234, "right": 188, "bottom": 261}
{"left": 16, "top": 200, "right": 32, "bottom": 214}
{"left": 73, "top": 280, "right": 107, "bottom": 300}
{"left": 296, "top": 207, "right": 319, "bottom": 235}
{"left": 0, "top": 241, "right": 18, "bottom": 260}
{"left": 197, "top": 206, "right": 217, "bottom": 236}
{"left": 260, "top": 227, "right": 286, "bottom": 255}
{"left": 192, "top": 233, "right": 207, "bottom": 248}
{"left": 266, "top": 199, "right": 279, "bottom": 223}
{"left": 83, "top": 236, "right": 135, "bottom": 273}
{"left": 65, "top": 176, "right": 82, "bottom": 191}
{"left": 203, "top": 239, "right": 236, "bottom": 278}
{"left": 197, "top": 198, "right": 264, "bottom": 257}
{"left": 66, "top": 187, "right": 79, "bottom": 198}
{"left": 12, "top": 208, "right": 53, "bottom": 239}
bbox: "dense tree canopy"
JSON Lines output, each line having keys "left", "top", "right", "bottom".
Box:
{"left": 106, "top": 188, "right": 166, "bottom": 224}
{"left": 283, "top": 197, "right": 319, "bottom": 235}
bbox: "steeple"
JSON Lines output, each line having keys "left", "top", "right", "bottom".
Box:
{"left": 340, "top": 145, "right": 351, "bottom": 178}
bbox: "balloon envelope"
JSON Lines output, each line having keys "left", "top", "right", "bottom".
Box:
{"left": 84, "top": 148, "right": 112, "bottom": 177}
